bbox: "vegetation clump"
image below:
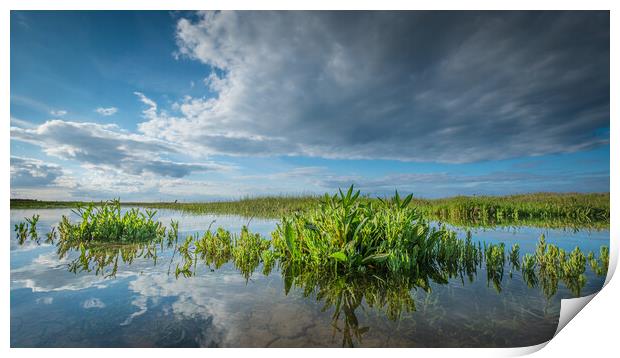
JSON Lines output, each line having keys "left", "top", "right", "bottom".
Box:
{"left": 14, "top": 214, "right": 40, "bottom": 245}
{"left": 58, "top": 199, "right": 167, "bottom": 244}
{"left": 271, "top": 186, "right": 481, "bottom": 277}
{"left": 588, "top": 246, "right": 610, "bottom": 276}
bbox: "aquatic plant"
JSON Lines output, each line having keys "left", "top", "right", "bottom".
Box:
{"left": 271, "top": 186, "right": 483, "bottom": 276}
{"left": 231, "top": 226, "right": 271, "bottom": 279}
{"left": 45, "top": 227, "right": 57, "bottom": 244}
{"left": 507, "top": 243, "right": 520, "bottom": 279}
{"left": 261, "top": 249, "right": 277, "bottom": 275}
{"left": 561, "top": 247, "right": 587, "bottom": 295}
{"left": 14, "top": 221, "right": 29, "bottom": 245}
{"left": 25, "top": 214, "right": 40, "bottom": 243}
{"left": 508, "top": 244, "right": 520, "bottom": 268}
{"left": 175, "top": 234, "right": 197, "bottom": 278}
{"left": 14, "top": 215, "right": 43, "bottom": 245}
{"left": 194, "top": 227, "right": 233, "bottom": 269}
{"left": 588, "top": 246, "right": 610, "bottom": 277}
{"left": 521, "top": 254, "right": 538, "bottom": 288}
{"left": 59, "top": 199, "right": 167, "bottom": 244}
{"left": 484, "top": 243, "right": 505, "bottom": 292}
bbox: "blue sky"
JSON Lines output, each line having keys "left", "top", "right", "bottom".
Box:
{"left": 10, "top": 11, "right": 609, "bottom": 201}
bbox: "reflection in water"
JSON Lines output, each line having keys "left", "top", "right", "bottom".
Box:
{"left": 16, "top": 228, "right": 606, "bottom": 347}
{"left": 60, "top": 241, "right": 163, "bottom": 278}
{"left": 10, "top": 209, "right": 610, "bottom": 348}
{"left": 282, "top": 267, "right": 421, "bottom": 346}
{"left": 431, "top": 215, "right": 609, "bottom": 232}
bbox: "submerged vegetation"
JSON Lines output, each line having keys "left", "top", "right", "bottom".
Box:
{"left": 14, "top": 186, "right": 610, "bottom": 347}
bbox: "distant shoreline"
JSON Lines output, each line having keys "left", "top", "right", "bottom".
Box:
{"left": 10, "top": 192, "right": 610, "bottom": 229}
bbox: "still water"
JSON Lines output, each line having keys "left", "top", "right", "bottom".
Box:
{"left": 10, "top": 208, "right": 609, "bottom": 347}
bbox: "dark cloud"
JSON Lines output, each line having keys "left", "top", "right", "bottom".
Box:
{"left": 11, "top": 120, "right": 230, "bottom": 178}
{"left": 11, "top": 156, "right": 63, "bottom": 187}
{"left": 154, "top": 11, "right": 609, "bottom": 163}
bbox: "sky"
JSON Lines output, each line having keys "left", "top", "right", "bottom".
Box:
{"left": 10, "top": 11, "right": 610, "bottom": 201}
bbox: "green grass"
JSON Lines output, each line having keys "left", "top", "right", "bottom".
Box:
{"left": 11, "top": 199, "right": 87, "bottom": 209}
{"left": 11, "top": 191, "right": 609, "bottom": 229}
{"left": 414, "top": 192, "right": 609, "bottom": 227}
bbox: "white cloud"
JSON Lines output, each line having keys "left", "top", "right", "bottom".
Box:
{"left": 11, "top": 117, "right": 35, "bottom": 128}
{"left": 11, "top": 120, "right": 230, "bottom": 178}
{"left": 82, "top": 298, "right": 106, "bottom": 309}
{"left": 50, "top": 109, "right": 67, "bottom": 117}
{"left": 36, "top": 297, "right": 54, "bottom": 305}
{"left": 11, "top": 156, "right": 64, "bottom": 187}
{"left": 95, "top": 107, "right": 118, "bottom": 116}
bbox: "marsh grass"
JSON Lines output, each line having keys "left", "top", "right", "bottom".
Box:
{"left": 12, "top": 191, "right": 609, "bottom": 229}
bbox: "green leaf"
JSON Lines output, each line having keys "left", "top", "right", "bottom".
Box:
{"left": 361, "top": 253, "right": 390, "bottom": 265}
{"left": 330, "top": 251, "right": 348, "bottom": 262}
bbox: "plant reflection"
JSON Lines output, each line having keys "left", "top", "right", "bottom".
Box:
{"left": 16, "top": 216, "right": 609, "bottom": 347}
{"left": 280, "top": 264, "right": 422, "bottom": 346}
{"left": 57, "top": 238, "right": 167, "bottom": 278}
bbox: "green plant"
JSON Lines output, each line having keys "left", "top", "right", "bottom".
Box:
{"left": 271, "top": 186, "right": 479, "bottom": 276}
{"left": 509, "top": 243, "right": 520, "bottom": 271}
{"left": 561, "top": 247, "right": 587, "bottom": 296}
{"left": 232, "top": 226, "right": 271, "bottom": 280}
{"left": 521, "top": 254, "right": 537, "bottom": 288}
{"left": 59, "top": 199, "right": 167, "bottom": 244}
{"left": 484, "top": 243, "right": 505, "bottom": 292}
{"left": 588, "top": 246, "right": 610, "bottom": 276}
{"left": 14, "top": 221, "right": 29, "bottom": 245}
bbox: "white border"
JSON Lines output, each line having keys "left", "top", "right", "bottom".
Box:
{"left": 2, "top": 1, "right": 617, "bottom": 357}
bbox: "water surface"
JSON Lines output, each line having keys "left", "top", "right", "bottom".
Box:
{"left": 10, "top": 208, "right": 609, "bottom": 347}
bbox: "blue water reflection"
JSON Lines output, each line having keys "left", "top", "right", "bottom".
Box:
{"left": 10, "top": 208, "right": 608, "bottom": 347}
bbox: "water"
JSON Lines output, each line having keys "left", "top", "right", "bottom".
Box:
{"left": 10, "top": 208, "right": 609, "bottom": 347}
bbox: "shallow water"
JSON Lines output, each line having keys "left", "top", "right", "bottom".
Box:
{"left": 10, "top": 208, "right": 609, "bottom": 347}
